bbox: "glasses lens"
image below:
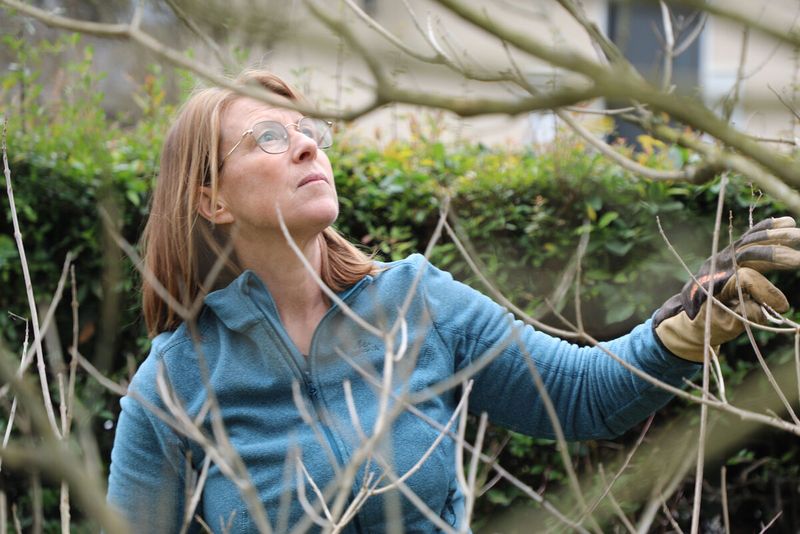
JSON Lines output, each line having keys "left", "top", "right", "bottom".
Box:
{"left": 299, "top": 118, "right": 333, "bottom": 149}
{"left": 253, "top": 121, "right": 289, "bottom": 154}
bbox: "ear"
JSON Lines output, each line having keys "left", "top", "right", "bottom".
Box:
{"left": 198, "top": 186, "right": 235, "bottom": 225}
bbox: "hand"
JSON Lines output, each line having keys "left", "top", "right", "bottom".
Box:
{"left": 654, "top": 216, "right": 800, "bottom": 362}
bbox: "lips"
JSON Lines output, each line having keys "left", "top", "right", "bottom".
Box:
{"left": 297, "top": 173, "right": 329, "bottom": 188}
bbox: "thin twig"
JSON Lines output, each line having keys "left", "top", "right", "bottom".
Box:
{"left": 0, "top": 490, "right": 6, "bottom": 534}
{"left": 709, "top": 347, "right": 727, "bottom": 403}
{"left": 768, "top": 84, "right": 800, "bottom": 122}
{"left": 0, "top": 320, "right": 27, "bottom": 474}
{"left": 597, "top": 465, "right": 636, "bottom": 534}
{"left": 2, "top": 253, "right": 74, "bottom": 389}
{"left": 758, "top": 511, "right": 783, "bottom": 533}
{"left": 443, "top": 218, "right": 579, "bottom": 338}
{"left": 660, "top": 496, "right": 685, "bottom": 533}
{"left": 721, "top": 466, "right": 730, "bottom": 534}
{"left": 463, "top": 411, "right": 488, "bottom": 531}
{"left": 565, "top": 105, "right": 637, "bottom": 116}
{"left": 729, "top": 226, "right": 800, "bottom": 426}
{"left": 180, "top": 455, "right": 212, "bottom": 534}
{"left": 580, "top": 415, "right": 654, "bottom": 521}
{"left": 723, "top": 25, "right": 749, "bottom": 122}
{"left": 297, "top": 455, "right": 334, "bottom": 524}
{"left": 276, "top": 207, "right": 382, "bottom": 338}
{"left": 655, "top": 217, "right": 794, "bottom": 335}
{"left": 514, "top": 339, "right": 599, "bottom": 531}
{"left": 337, "top": 350, "right": 591, "bottom": 533}
{"left": 2, "top": 119, "right": 62, "bottom": 438}
{"left": 11, "top": 503, "right": 20, "bottom": 534}
{"left": 74, "top": 352, "right": 128, "bottom": 397}
{"left": 371, "top": 381, "right": 473, "bottom": 495}
{"left": 660, "top": 1, "right": 675, "bottom": 92}
{"left": 690, "top": 174, "right": 729, "bottom": 533}
{"left": 342, "top": 0, "right": 438, "bottom": 63}
{"left": 673, "top": 13, "right": 708, "bottom": 56}
{"left": 163, "top": 0, "right": 231, "bottom": 68}
{"left": 795, "top": 330, "right": 800, "bottom": 415}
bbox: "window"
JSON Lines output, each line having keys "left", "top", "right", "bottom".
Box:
{"left": 607, "top": 2, "right": 702, "bottom": 143}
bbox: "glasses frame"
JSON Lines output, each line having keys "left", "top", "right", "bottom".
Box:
{"left": 218, "top": 117, "right": 334, "bottom": 170}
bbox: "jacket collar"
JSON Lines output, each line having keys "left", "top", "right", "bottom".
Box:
{"left": 203, "top": 269, "right": 373, "bottom": 332}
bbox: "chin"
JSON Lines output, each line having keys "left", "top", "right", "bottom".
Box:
{"left": 296, "top": 203, "right": 339, "bottom": 235}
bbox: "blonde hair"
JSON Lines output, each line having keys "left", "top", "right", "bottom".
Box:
{"left": 141, "top": 70, "right": 375, "bottom": 336}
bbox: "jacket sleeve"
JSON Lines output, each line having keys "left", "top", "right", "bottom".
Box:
{"left": 420, "top": 259, "right": 699, "bottom": 440}
{"left": 107, "top": 347, "right": 188, "bottom": 533}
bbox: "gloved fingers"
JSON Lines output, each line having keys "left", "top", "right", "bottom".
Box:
{"left": 735, "top": 245, "right": 800, "bottom": 272}
{"left": 719, "top": 267, "right": 790, "bottom": 313}
{"left": 735, "top": 227, "right": 800, "bottom": 250}
{"left": 741, "top": 216, "right": 797, "bottom": 236}
{"left": 737, "top": 298, "right": 773, "bottom": 325}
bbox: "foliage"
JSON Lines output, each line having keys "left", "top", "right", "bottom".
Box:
{"left": 1, "top": 34, "right": 799, "bottom": 532}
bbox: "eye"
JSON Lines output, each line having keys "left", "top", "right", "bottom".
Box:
{"left": 257, "top": 129, "right": 282, "bottom": 144}
{"left": 300, "top": 125, "right": 318, "bottom": 140}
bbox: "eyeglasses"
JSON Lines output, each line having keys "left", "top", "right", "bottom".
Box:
{"left": 219, "top": 117, "right": 333, "bottom": 168}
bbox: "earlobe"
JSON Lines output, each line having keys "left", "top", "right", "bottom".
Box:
{"left": 198, "top": 187, "right": 235, "bottom": 225}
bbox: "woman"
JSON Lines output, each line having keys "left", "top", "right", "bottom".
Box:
{"left": 107, "top": 70, "right": 798, "bottom": 533}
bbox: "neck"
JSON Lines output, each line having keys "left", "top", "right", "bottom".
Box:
{"left": 234, "top": 228, "right": 329, "bottom": 319}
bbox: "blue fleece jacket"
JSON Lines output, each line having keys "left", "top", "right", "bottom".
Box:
{"left": 107, "top": 254, "right": 697, "bottom": 533}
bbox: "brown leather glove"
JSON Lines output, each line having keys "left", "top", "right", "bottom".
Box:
{"left": 654, "top": 216, "right": 800, "bottom": 362}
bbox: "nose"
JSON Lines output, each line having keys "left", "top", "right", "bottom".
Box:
{"left": 288, "top": 126, "right": 318, "bottom": 163}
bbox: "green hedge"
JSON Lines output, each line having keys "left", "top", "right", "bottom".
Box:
{"left": 1, "top": 33, "right": 799, "bottom": 532}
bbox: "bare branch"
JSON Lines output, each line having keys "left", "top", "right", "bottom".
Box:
{"left": 597, "top": 465, "right": 636, "bottom": 534}
{"left": 721, "top": 465, "right": 731, "bottom": 534}
{"left": 443, "top": 218, "right": 580, "bottom": 339}
{"left": 336, "top": 349, "right": 590, "bottom": 532}
{"left": 643, "top": 118, "right": 800, "bottom": 215}
{"left": 759, "top": 511, "right": 783, "bottom": 533}
{"left": 163, "top": 0, "right": 232, "bottom": 68}
{"left": 0, "top": 347, "right": 131, "bottom": 534}
{"left": 296, "top": 455, "right": 334, "bottom": 526}
{"left": 768, "top": 84, "right": 800, "bottom": 122}
{"left": 2, "top": 118, "right": 62, "bottom": 438}
{"left": 690, "top": 172, "right": 729, "bottom": 534}
{"left": 664, "top": 0, "right": 800, "bottom": 50}
{"left": 556, "top": 0, "right": 627, "bottom": 65}
{"left": 660, "top": 1, "right": 675, "bottom": 92}
{"left": 580, "top": 415, "right": 654, "bottom": 522}
{"left": 729, "top": 230, "right": 800, "bottom": 425}
{"left": 183, "top": 456, "right": 212, "bottom": 534}
{"left": 673, "top": 13, "right": 708, "bottom": 57}
{"left": 371, "top": 381, "right": 473, "bottom": 495}
{"left": 0, "top": 0, "right": 381, "bottom": 120}
{"left": 565, "top": 105, "right": 638, "bottom": 116}
{"left": 341, "top": 0, "right": 439, "bottom": 63}
{"left": 660, "top": 496, "right": 685, "bottom": 534}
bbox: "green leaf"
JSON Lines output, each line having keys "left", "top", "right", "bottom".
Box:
{"left": 604, "top": 239, "right": 633, "bottom": 256}
{"left": 598, "top": 211, "right": 619, "bottom": 228}
{"left": 605, "top": 301, "right": 636, "bottom": 324}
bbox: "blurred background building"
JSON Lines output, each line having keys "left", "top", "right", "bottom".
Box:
{"left": 2, "top": 0, "right": 798, "bottom": 147}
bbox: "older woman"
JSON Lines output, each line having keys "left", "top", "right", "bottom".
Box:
{"left": 107, "top": 70, "right": 799, "bottom": 533}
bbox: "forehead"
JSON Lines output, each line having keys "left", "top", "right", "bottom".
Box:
{"left": 221, "top": 97, "right": 300, "bottom": 135}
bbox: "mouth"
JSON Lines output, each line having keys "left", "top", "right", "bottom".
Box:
{"left": 297, "top": 173, "right": 329, "bottom": 188}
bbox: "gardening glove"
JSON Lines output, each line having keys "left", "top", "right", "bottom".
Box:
{"left": 653, "top": 216, "right": 800, "bottom": 362}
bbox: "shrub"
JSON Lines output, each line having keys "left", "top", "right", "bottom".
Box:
{"left": 1, "top": 33, "right": 798, "bottom": 532}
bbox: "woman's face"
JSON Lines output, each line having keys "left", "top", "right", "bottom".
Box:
{"left": 209, "top": 97, "right": 338, "bottom": 240}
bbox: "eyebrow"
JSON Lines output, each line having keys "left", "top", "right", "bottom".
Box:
{"left": 245, "top": 110, "right": 304, "bottom": 124}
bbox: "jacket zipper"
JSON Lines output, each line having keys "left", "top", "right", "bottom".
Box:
{"left": 253, "top": 278, "right": 370, "bottom": 534}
